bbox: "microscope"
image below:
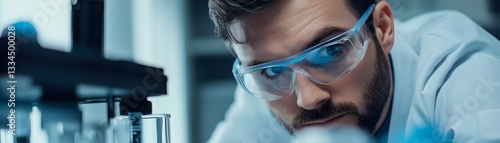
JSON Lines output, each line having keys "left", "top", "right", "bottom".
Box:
{"left": 0, "top": 0, "right": 171, "bottom": 142}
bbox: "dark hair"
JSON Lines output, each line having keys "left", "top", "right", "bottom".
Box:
{"left": 208, "top": 0, "right": 377, "bottom": 46}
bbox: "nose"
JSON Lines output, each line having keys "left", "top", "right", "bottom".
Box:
{"left": 294, "top": 73, "right": 331, "bottom": 110}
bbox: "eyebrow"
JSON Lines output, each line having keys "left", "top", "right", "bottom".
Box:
{"left": 247, "top": 26, "right": 346, "bottom": 67}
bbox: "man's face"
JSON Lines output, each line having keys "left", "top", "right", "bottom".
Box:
{"left": 230, "top": 0, "right": 393, "bottom": 134}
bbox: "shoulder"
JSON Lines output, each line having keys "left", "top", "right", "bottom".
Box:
{"left": 412, "top": 10, "right": 500, "bottom": 112}
{"left": 406, "top": 10, "right": 500, "bottom": 95}
{"left": 402, "top": 10, "right": 500, "bottom": 141}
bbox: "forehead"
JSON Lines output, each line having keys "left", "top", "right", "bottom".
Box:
{"left": 231, "top": 0, "right": 358, "bottom": 65}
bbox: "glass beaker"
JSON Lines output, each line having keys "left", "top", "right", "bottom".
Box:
{"left": 111, "top": 114, "right": 170, "bottom": 143}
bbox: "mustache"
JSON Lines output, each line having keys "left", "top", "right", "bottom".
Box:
{"left": 292, "top": 102, "right": 359, "bottom": 130}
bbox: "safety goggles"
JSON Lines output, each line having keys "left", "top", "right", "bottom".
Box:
{"left": 232, "top": 4, "right": 375, "bottom": 101}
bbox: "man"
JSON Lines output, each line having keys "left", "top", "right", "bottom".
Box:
{"left": 207, "top": 0, "right": 500, "bottom": 142}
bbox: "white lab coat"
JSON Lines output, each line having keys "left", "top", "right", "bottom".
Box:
{"left": 208, "top": 11, "right": 500, "bottom": 143}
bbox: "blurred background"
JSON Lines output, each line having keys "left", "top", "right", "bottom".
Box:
{"left": 0, "top": 0, "right": 498, "bottom": 143}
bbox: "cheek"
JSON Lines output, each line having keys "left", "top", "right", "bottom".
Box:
{"left": 267, "top": 95, "right": 302, "bottom": 123}
{"left": 327, "top": 40, "right": 378, "bottom": 111}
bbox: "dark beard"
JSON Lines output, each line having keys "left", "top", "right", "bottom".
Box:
{"left": 358, "top": 38, "right": 391, "bottom": 133}
{"left": 278, "top": 39, "right": 392, "bottom": 135}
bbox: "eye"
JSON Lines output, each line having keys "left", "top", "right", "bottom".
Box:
{"left": 319, "top": 44, "right": 342, "bottom": 57}
{"left": 307, "top": 44, "right": 343, "bottom": 65}
{"left": 262, "top": 67, "right": 286, "bottom": 77}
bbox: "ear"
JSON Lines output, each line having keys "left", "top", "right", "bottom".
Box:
{"left": 372, "top": 1, "right": 395, "bottom": 55}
